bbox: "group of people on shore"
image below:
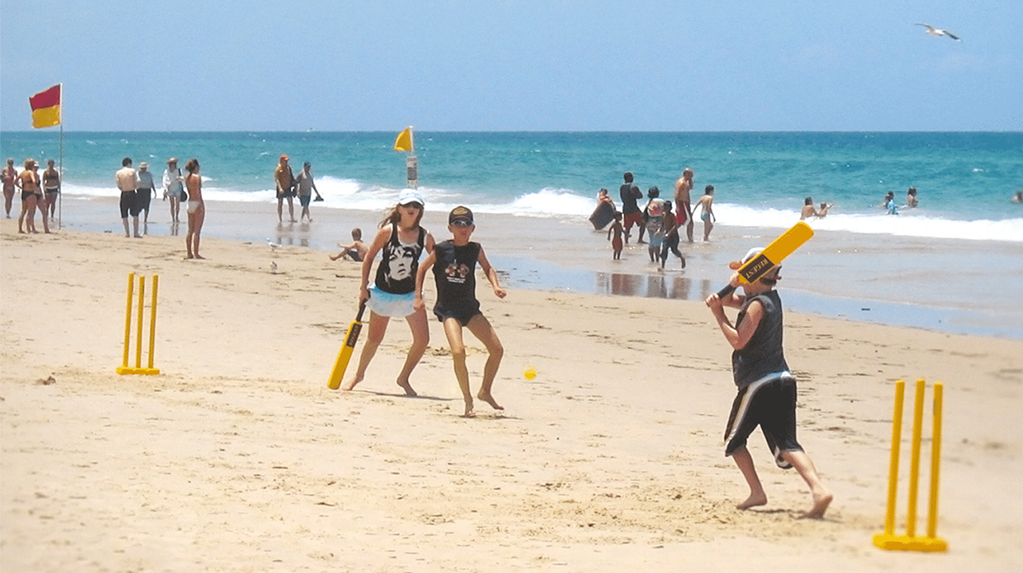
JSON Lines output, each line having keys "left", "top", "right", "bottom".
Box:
{"left": 598, "top": 169, "right": 716, "bottom": 268}
{"left": 3, "top": 157, "right": 61, "bottom": 234}
{"left": 114, "top": 156, "right": 205, "bottom": 258}
{"left": 273, "top": 155, "right": 322, "bottom": 223}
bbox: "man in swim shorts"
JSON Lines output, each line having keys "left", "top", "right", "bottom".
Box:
{"left": 115, "top": 157, "right": 141, "bottom": 238}
{"left": 674, "top": 168, "right": 695, "bottom": 242}
{"left": 619, "top": 172, "right": 644, "bottom": 244}
{"left": 275, "top": 154, "right": 296, "bottom": 223}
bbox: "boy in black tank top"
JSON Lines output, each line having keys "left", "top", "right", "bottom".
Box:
{"left": 705, "top": 248, "right": 833, "bottom": 519}
{"left": 415, "top": 206, "right": 507, "bottom": 418}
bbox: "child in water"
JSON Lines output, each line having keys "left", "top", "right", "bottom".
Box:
{"left": 607, "top": 211, "right": 624, "bottom": 260}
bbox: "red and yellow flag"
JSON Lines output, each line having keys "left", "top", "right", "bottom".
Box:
{"left": 29, "top": 84, "right": 62, "bottom": 128}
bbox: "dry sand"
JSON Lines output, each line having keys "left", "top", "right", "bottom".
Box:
{"left": 2, "top": 221, "right": 1021, "bottom": 572}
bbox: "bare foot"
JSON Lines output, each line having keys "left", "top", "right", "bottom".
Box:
{"left": 737, "top": 493, "right": 768, "bottom": 510}
{"left": 186, "top": 254, "right": 194, "bottom": 259}
{"left": 477, "top": 392, "right": 504, "bottom": 411}
{"left": 194, "top": 254, "right": 205, "bottom": 260}
{"left": 397, "top": 379, "right": 418, "bottom": 397}
{"left": 341, "top": 375, "right": 362, "bottom": 391}
{"left": 803, "top": 491, "right": 833, "bottom": 519}
{"left": 463, "top": 403, "right": 476, "bottom": 418}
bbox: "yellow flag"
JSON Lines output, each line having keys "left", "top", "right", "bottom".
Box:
{"left": 394, "top": 127, "right": 413, "bottom": 152}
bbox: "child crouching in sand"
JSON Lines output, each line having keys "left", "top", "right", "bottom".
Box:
{"left": 415, "top": 206, "right": 507, "bottom": 417}
{"left": 705, "top": 248, "right": 833, "bottom": 518}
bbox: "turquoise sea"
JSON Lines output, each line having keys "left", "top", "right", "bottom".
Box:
{"left": 2, "top": 131, "right": 1022, "bottom": 338}
{"left": 3, "top": 131, "right": 1022, "bottom": 237}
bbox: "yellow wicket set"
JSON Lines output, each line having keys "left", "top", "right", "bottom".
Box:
{"left": 873, "top": 379, "right": 947, "bottom": 552}
{"left": 116, "top": 272, "right": 161, "bottom": 376}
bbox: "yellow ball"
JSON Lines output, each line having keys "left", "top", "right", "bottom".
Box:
{"left": 523, "top": 367, "right": 537, "bottom": 380}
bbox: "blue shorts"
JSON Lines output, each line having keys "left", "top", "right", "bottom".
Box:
{"left": 299, "top": 194, "right": 311, "bottom": 207}
{"left": 367, "top": 285, "right": 415, "bottom": 318}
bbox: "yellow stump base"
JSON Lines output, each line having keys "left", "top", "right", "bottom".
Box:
{"left": 116, "top": 367, "right": 161, "bottom": 376}
{"left": 873, "top": 533, "right": 948, "bottom": 552}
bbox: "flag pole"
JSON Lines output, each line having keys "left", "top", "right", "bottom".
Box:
{"left": 58, "top": 122, "right": 63, "bottom": 229}
{"left": 406, "top": 127, "right": 418, "bottom": 189}
{"left": 59, "top": 83, "right": 63, "bottom": 229}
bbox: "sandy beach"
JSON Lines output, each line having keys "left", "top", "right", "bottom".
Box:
{"left": 2, "top": 215, "right": 1022, "bottom": 572}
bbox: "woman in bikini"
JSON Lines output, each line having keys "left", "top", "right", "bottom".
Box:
{"left": 184, "top": 158, "right": 205, "bottom": 259}
{"left": 43, "top": 159, "right": 60, "bottom": 220}
{"left": 17, "top": 159, "right": 49, "bottom": 234}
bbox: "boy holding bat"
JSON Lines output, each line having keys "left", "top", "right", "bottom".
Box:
{"left": 415, "top": 206, "right": 507, "bottom": 418}
{"left": 705, "top": 247, "right": 833, "bottom": 518}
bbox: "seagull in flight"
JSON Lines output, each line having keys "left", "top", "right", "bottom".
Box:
{"left": 916, "top": 23, "right": 961, "bottom": 41}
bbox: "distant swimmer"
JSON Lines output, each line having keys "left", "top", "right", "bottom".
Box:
{"left": 1013, "top": 191, "right": 1022, "bottom": 204}
{"left": 916, "top": 23, "right": 961, "bottom": 41}
{"left": 906, "top": 187, "right": 919, "bottom": 208}
{"left": 817, "top": 202, "right": 832, "bottom": 218}
{"left": 800, "top": 197, "right": 819, "bottom": 220}
{"left": 882, "top": 191, "right": 898, "bottom": 215}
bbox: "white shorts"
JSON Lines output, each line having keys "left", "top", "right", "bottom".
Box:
{"left": 187, "top": 200, "right": 201, "bottom": 214}
{"left": 366, "top": 285, "right": 415, "bottom": 318}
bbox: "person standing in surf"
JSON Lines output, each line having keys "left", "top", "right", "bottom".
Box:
{"left": 619, "top": 172, "right": 644, "bottom": 244}
{"left": 674, "top": 168, "right": 695, "bottom": 242}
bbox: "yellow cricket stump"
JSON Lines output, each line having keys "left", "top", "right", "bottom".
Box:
{"left": 116, "top": 272, "right": 161, "bottom": 375}
{"left": 873, "top": 379, "right": 947, "bottom": 552}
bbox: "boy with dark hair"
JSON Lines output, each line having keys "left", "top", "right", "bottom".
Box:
{"left": 415, "top": 206, "right": 507, "bottom": 418}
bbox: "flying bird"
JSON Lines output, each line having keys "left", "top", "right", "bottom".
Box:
{"left": 916, "top": 23, "right": 961, "bottom": 41}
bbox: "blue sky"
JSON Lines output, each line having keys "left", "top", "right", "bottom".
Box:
{"left": 2, "top": 0, "right": 1020, "bottom": 131}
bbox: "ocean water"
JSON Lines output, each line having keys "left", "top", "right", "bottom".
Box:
{"left": 3, "top": 131, "right": 1022, "bottom": 339}
{"left": 2, "top": 131, "right": 1022, "bottom": 241}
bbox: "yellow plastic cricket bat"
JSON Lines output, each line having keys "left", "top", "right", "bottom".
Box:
{"left": 327, "top": 301, "right": 367, "bottom": 390}
{"left": 717, "top": 221, "right": 814, "bottom": 297}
